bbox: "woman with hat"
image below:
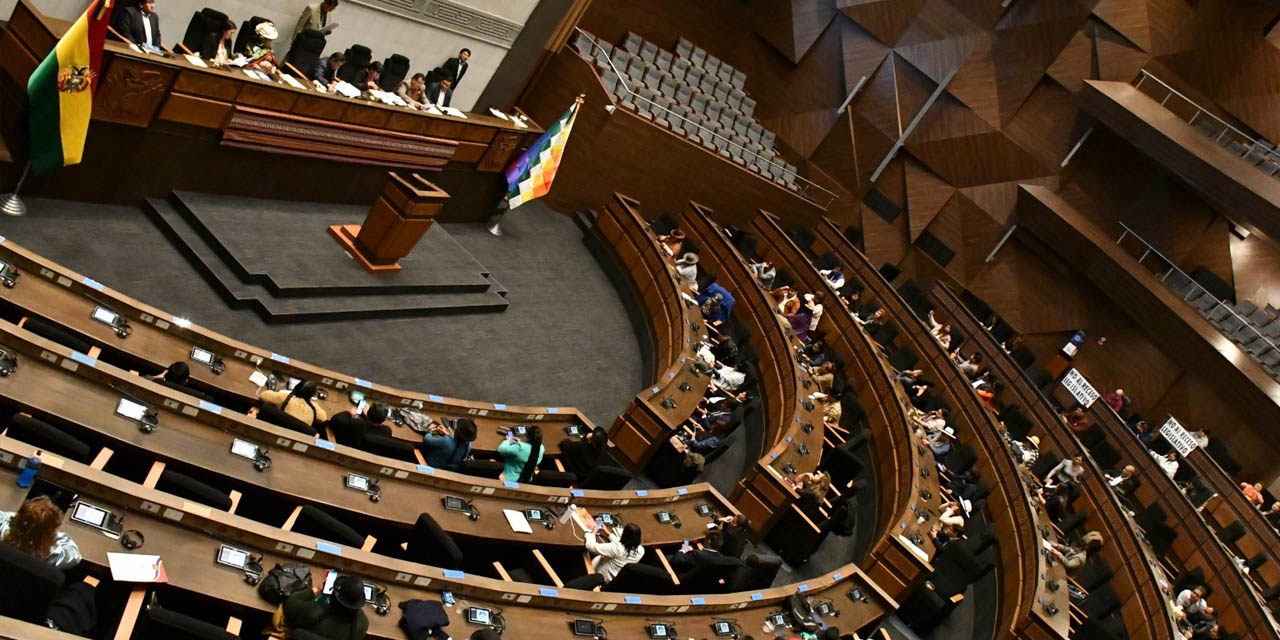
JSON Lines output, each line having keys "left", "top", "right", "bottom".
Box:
{"left": 242, "top": 21, "right": 283, "bottom": 79}
{"left": 675, "top": 252, "right": 698, "bottom": 287}
{"left": 282, "top": 573, "right": 369, "bottom": 639}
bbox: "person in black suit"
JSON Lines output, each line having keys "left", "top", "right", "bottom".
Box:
{"left": 111, "top": 0, "right": 162, "bottom": 50}
{"left": 328, "top": 401, "right": 391, "bottom": 448}
{"left": 432, "top": 47, "right": 470, "bottom": 107}
{"left": 667, "top": 530, "right": 724, "bottom": 573}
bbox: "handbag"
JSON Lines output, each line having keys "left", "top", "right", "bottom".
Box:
{"left": 258, "top": 563, "right": 314, "bottom": 605}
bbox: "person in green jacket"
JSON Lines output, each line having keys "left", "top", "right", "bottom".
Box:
{"left": 497, "top": 425, "right": 545, "bottom": 482}
{"left": 283, "top": 573, "right": 369, "bottom": 640}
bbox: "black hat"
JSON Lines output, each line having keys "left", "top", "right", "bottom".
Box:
{"left": 332, "top": 575, "right": 366, "bottom": 610}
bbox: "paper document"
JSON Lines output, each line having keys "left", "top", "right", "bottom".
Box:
{"left": 249, "top": 370, "right": 270, "bottom": 388}
{"left": 108, "top": 553, "right": 169, "bottom": 583}
{"left": 568, "top": 506, "right": 596, "bottom": 533}
{"left": 281, "top": 73, "right": 305, "bottom": 89}
{"left": 488, "top": 108, "right": 509, "bottom": 120}
{"left": 425, "top": 105, "right": 443, "bottom": 115}
{"left": 503, "top": 509, "right": 533, "bottom": 534}
{"left": 334, "top": 81, "right": 361, "bottom": 98}
{"left": 323, "top": 22, "right": 339, "bottom": 33}
{"left": 443, "top": 107, "right": 468, "bottom": 119}
{"left": 183, "top": 54, "right": 208, "bottom": 68}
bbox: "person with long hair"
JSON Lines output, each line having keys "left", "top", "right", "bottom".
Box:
{"left": 421, "top": 418, "right": 476, "bottom": 470}
{"left": 258, "top": 379, "right": 328, "bottom": 426}
{"left": 0, "top": 496, "right": 81, "bottom": 569}
{"left": 498, "top": 425, "right": 544, "bottom": 483}
{"left": 585, "top": 523, "right": 645, "bottom": 583}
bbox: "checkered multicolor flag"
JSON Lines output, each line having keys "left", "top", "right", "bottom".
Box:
{"left": 504, "top": 96, "right": 582, "bottom": 211}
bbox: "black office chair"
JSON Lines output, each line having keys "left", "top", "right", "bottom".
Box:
{"left": 1010, "top": 346, "right": 1036, "bottom": 370}
{"left": 0, "top": 542, "right": 64, "bottom": 625}
{"left": 1073, "top": 557, "right": 1114, "bottom": 592}
{"left": 177, "top": 8, "right": 229, "bottom": 57}
{"left": 155, "top": 469, "right": 233, "bottom": 511}
{"left": 152, "top": 378, "right": 216, "bottom": 403}
{"left": 563, "top": 573, "right": 606, "bottom": 591}
{"left": 257, "top": 404, "right": 317, "bottom": 437}
{"left": 22, "top": 317, "right": 92, "bottom": 353}
{"left": 1080, "top": 583, "right": 1122, "bottom": 619}
{"left": 361, "top": 433, "right": 419, "bottom": 463}
{"left": 532, "top": 470, "right": 578, "bottom": 488}
{"left": 819, "top": 440, "right": 864, "bottom": 490}
{"left": 5, "top": 414, "right": 93, "bottom": 463}
{"left": 604, "top": 563, "right": 674, "bottom": 595}
{"left": 675, "top": 554, "right": 743, "bottom": 594}
{"left": 579, "top": 466, "right": 631, "bottom": 490}
{"left": 405, "top": 513, "right": 464, "bottom": 569}
{"left": 455, "top": 458, "right": 505, "bottom": 478}
{"left": 284, "top": 28, "right": 327, "bottom": 79}
{"left": 728, "top": 554, "right": 781, "bottom": 591}
{"left": 878, "top": 263, "right": 901, "bottom": 282}
{"left": 140, "top": 605, "right": 236, "bottom": 640}
{"left": 292, "top": 505, "right": 365, "bottom": 548}
{"left": 888, "top": 346, "right": 918, "bottom": 371}
{"left": 1219, "top": 521, "right": 1246, "bottom": 545}
{"left": 232, "top": 16, "right": 270, "bottom": 56}
{"left": 337, "top": 44, "right": 373, "bottom": 83}
{"left": 871, "top": 321, "right": 898, "bottom": 348}
{"left": 378, "top": 53, "right": 410, "bottom": 91}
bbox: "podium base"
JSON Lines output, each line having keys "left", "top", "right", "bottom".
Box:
{"left": 327, "top": 224, "right": 403, "bottom": 274}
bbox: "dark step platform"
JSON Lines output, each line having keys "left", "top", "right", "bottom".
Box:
{"left": 145, "top": 197, "right": 507, "bottom": 323}
{"left": 169, "top": 191, "right": 493, "bottom": 296}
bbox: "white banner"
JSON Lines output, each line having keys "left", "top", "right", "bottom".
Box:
{"left": 1160, "top": 417, "right": 1198, "bottom": 456}
{"left": 1061, "top": 368, "right": 1100, "bottom": 408}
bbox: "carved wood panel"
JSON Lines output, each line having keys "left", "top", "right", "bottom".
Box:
{"left": 93, "top": 57, "right": 174, "bottom": 127}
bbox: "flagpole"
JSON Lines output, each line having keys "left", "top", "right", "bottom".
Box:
{"left": 0, "top": 161, "right": 31, "bottom": 217}
{"left": 486, "top": 198, "right": 510, "bottom": 236}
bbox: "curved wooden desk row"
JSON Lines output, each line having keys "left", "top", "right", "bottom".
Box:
{"left": 747, "top": 211, "right": 939, "bottom": 599}
{"left": 0, "top": 318, "right": 735, "bottom": 550}
{"left": 595, "top": 195, "right": 712, "bottom": 471}
{"left": 933, "top": 283, "right": 1280, "bottom": 639}
{"left": 0, "top": 438, "right": 895, "bottom": 639}
{"left": 0, "top": 235, "right": 589, "bottom": 456}
{"left": 930, "top": 285, "right": 1185, "bottom": 640}
{"left": 811, "top": 220, "right": 1070, "bottom": 640}
{"left": 1, "top": 0, "right": 539, "bottom": 172}
{"left": 679, "top": 204, "right": 828, "bottom": 537}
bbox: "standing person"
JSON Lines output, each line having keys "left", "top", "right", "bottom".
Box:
{"left": 111, "top": 0, "right": 162, "bottom": 50}
{"left": 295, "top": 0, "right": 339, "bottom": 39}
{"left": 584, "top": 523, "right": 644, "bottom": 584}
{"left": 433, "top": 48, "right": 470, "bottom": 107}
{"left": 498, "top": 425, "right": 544, "bottom": 483}
{"left": 0, "top": 496, "right": 81, "bottom": 570}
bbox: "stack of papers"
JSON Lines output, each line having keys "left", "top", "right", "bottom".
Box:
{"left": 281, "top": 73, "right": 305, "bottom": 89}
{"left": 424, "top": 105, "right": 443, "bottom": 115}
{"left": 488, "top": 108, "right": 509, "bottom": 121}
{"left": 333, "top": 81, "right": 361, "bottom": 98}
{"left": 443, "top": 107, "right": 467, "bottom": 119}
{"left": 108, "top": 553, "right": 168, "bottom": 583}
{"left": 183, "top": 54, "right": 208, "bottom": 68}
{"left": 503, "top": 509, "right": 533, "bottom": 534}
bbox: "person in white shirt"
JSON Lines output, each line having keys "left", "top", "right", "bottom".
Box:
{"left": 1105, "top": 465, "right": 1137, "bottom": 495}
{"left": 749, "top": 260, "right": 776, "bottom": 290}
{"left": 1176, "top": 587, "right": 1207, "bottom": 616}
{"left": 674, "top": 253, "right": 698, "bottom": 287}
{"left": 712, "top": 363, "right": 746, "bottom": 391}
{"left": 1044, "top": 455, "right": 1086, "bottom": 485}
{"left": 803, "top": 292, "right": 824, "bottom": 333}
{"left": 1190, "top": 428, "right": 1210, "bottom": 449}
{"left": 585, "top": 523, "right": 644, "bottom": 583}
{"left": 819, "top": 267, "right": 845, "bottom": 289}
{"left": 1153, "top": 450, "right": 1179, "bottom": 478}
{"left": 927, "top": 310, "right": 952, "bottom": 350}
{"left": 426, "top": 77, "right": 453, "bottom": 108}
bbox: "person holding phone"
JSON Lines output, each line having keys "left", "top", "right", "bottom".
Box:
{"left": 584, "top": 523, "right": 644, "bottom": 584}
{"left": 420, "top": 418, "right": 477, "bottom": 470}
{"left": 497, "top": 425, "right": 544, "bottom": 483}
{"left": 328, "top": 401, "right": 391, "bottom": 448}
{"left": 281, "top": 572, "right": 368, "bottom": 639}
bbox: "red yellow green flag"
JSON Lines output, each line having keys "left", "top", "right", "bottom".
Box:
{"left": 503, "top": 96, "right": 582, "bottom": 211}
{"left": 27, "top": 0, "right": 115, "bottom": 175}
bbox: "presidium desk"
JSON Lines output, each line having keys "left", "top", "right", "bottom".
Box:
{"left": 0, "top": 0, "right": 543, "bottom": 219}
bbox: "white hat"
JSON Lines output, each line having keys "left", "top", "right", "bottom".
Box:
{"left": 255, "top": 21, "right": 279, "bottom": 41}
{"left": 1027, "top": 435, "right": 1040, "bottom": 447}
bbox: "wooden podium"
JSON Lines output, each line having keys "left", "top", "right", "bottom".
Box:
{"left": 329, "top": 173, "right": 450, "bottom": 273}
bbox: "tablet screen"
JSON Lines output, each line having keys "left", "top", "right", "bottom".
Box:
{"left": 191, "top": 347, "right": 215, "bottom": 364}
{"left": 116, "top": 398, "right": 148, "bottom": 421}
{"left": 346, "top": 474, "right": 369, "bottom": 491}
{"left": 92, "top": 307, "right": 119, "bottom": 324}
{"left": 468, "top": 607, "right": 491, "bottom": 624}
{"left": 231, "top": 439, "right": 259, "bottom": 459}
{"left": 657, "top": 512, "right": 672, "bottom": 523}
{"left": 363, "top": 584, "right": 375, "bottom": 603}
{"left": 649, "top": 624, "right": 669, "bottom": 638}
{"left": 526, "top": 508, "right": 543, "bottom": 521}
{"left": 218, "top": 545, "right": 249, "bottom": 568}
{"left": 714, "top": 621, "right": 732, "bottom": 636}
{"left": 73, "top": 502, "right": 108, "bottom": 527}
{"left": 444, "top": 496, "right": 467, "bottom": 511}
{"left": 573, "top": 620, "right": 597, "bottom": 636}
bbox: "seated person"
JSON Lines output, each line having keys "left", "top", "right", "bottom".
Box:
{"left": 1241, "top": 481, "right": 1265, "bottom": 508}
{"left": 711, "top": 361, "right": 747, "bottom": 392}
{"left": 328, "top": 401, "right": 391, "bottom": 447}
{"left": 425, "top": 77, "right": 453, "bottom": 108}
{"left": 814, "top": 391, "right": 841, "bottom": 426}
{"left": 930, "top": 502, "right": 966, "bottom": 546}
{"left": 712, "top": 514, "right": 750, "bottom": 558}
{"left": 954, "top": 352, "right": 983, "bottom": 379}
{"left": 680, "top": 419, "right": 730, "bottom": 455}
{"left": 202, "top": 18, "right": 236, "bottom": 65}
{"left": 772, "top": 286, "right": 800, "bottom": 315}
{"left": 1152, "top": 450, "right": 1179, "bottom": 478}
{"left": 697, "top": 282, "right": 735, "bottom": 326}
{"left": 1103, "top": 388, "right": 1131, "bottom": 415}
{"left": 1132, "top": 419, "right": 1156, "bottom": 447}
{"left": 810, "top": 362, "right": 835, "bottom": 393}
{"left": 356, "top": 60, "right": 381, "bottom": 91}
{"left": 819, "top": 267, "right": 845, "bottom": 289}
{"left": 792, "top": 471, "right": 831, "bottom": 504}
{"left": 1061, "top": 408, "right": 1090, "bottom": 434}
{"left": 675, "top": 253, "right": 698, "bottom": 287}
{"left": 1047, "top": 530, "right": 1103, "bottom": 572}
{"left": 584, "top": 523, "right": 644, "bottom": 584}
{"left": 498, "top": 425, "right": 545, "bottom": 483}
{"left": 1105, "top": 465, "right": 1137, "bottom": 495}
{"left": 921, "top": 429, "right": 951, "bottom": 457}
{"left": 256, "top": 380, "right": 328, "bottom": 426}
{"left": 1176, "top": 587, "right": 1208, "bottom": 619}
{"left": 656, "top": 229, "right": 684, "bottom": 257}
{"left": 281, "top": 573, "right": 369, "bottom": 639}
{"left": 1044, "top": 455, "right": 1086, "bottom": 486}
{"left": 926, "top": 311, "right": 952, "bottom": 350}
{"left": 975, "top": 381, "right": 999, "bottom": 412}
{"left": 314, "top": 52, "right": 344, "bottom": 86}
{"left": 912, "top": 408, "right": 948, "bottom": 434}
{"left": 801, "top": 341, "right": 827, "bottom": 367}
{"left": 1010, "top": 434, "right": 1039, "bottom": 467}
{"left": 0, "top": 496, "right": 81, "bottom": 570}
{"left": 749, "top": 260, "right": 776, "bottom": 290}
{"left": 559, "top": 426, "right": 608, "bottom": 476}
{"left": 668, "top": 530, "right": 724, "bottom": 573}
{"left": 1190, "top": 427, "right": 1210, "bottom": 449}
{"left": 857, "top": 309, "right": 885, "bottom": 333}
{"left": 1264, "top": 501, "right": 1280, "bottom": 529}
{"left": 1037, "top": 481, "right": 1073, "bottom": 523}
{"left": 146, "top": 361, "right": 208, "bottom": 399}
{"left": 242, "top": 21, "right": 283, "bottom": 79}
{"left": 696, "top": 395, "right": 740, "bottom": 429}
{"left": 420, "top": 418, "right": 477, "bottom": 470}
{"left": 110, "top": 0, "right": 162, "bottom": 51}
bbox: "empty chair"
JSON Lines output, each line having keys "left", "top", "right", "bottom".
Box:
{"left": 690, "top": 46, "right": 707, "bottom": 67}
{"left": 625, "top": 56, "right": 647, "bottom": 81}
{"left": 674, "top": 37, "right": 693, "bottom": 58}
{"left": 179, "top": 8, "right": 231, "bottom": 58}
{"left": 670, "top": 56, "right": 690, "bottom": 80}
{"left": 622, "top": 31, "right": 642, "bottom": 54}
{"left": 1073, "top": 557, "right": 1114, "bottom": 592}
{"left": 699, "top": 74, "right": 716, "bottom": 96}
{"left": 726, "top": 88, "right": 744, "bottom": 113}
{"left": 1219, "top": 521, "right": 1246, "bottom": 544}
{"left": 5, "top": 414, "right": 92, "bottom": 464}
{"left": 284, "top": 28, "right": 327, "bottom": 80}
{"left": 654, "top": 49, "right": 673, "bottom": 73}
{"left": 378, "top": 53, "right": 410, "bottom": 91}
{"left": 635, "top": 87, "right": 658, "bottom": 120}
{"left": 717, "top": 61, "right": 734, "bottom": 83}
{"left": 704, "top": 54, "right": 721, "bottom": 75}
{"left": 0, "top": 542, "right": 64, "bottom": 625}
{"left": 1081, "top": 583, "right": 1122, "bottom": 619}
{"left": 642, "top": 66, "right": 662, "bottom": 90}
{"left": 728, "top": 554, "right": 781, "bottom": 591}
{"left": 741, "top": 96, "right": 756, "bottom": 117}
{"left": 404, "top": 513, "right": 464, "bottom": 569}
{"left": 292, "top": 505, "right": 364, "bottom": 548}
{"left": 713, "top": 81, "right": 730, "bottom": 102}
{"left": 155, "top": 469, "right": 233, "bottom": 511}
{"left": 604, "top": 563, "right": 673, "bottom": 594}
{"left": 747, "top": 121, "right": 763, "bottom": 144}
{"left": 610, "top": 48, "right": 631, "bottom": 74}
{"left": 571, "top": 31, "right": 594, "bottom": 58}
{"left": 731, "top": 69, "right": 746, "bottom": 89}
{"left": 640, "top": 41, "right": 658, "bottom": 63}
{"left": 336, "top": 44, "right": 372, "bottom": 83}
{"left": 657, "top": 75, "right": 677, "bottom": 98}
{"left": 675, "top": 554, "right": 743, "bottom": 594}
{"left": 22, "top": 317, "right": 92, "bottom": 353}
{"left": 1245, "top": 553, "right": 1268, "bottom": 572}
{"left": 599, "top": 68, "right": 619, "bottom": 96}
{"left": 685, "top": 66, "right": 704, "bottom": 87}
{"left": 140, "top": 605, "right": 237, "bottom": 640}
{"left": 758, "top": 129, "right": 776, "bottom": 151}
{"left": 579, "top": 466, "right": 631, "bottom": 490}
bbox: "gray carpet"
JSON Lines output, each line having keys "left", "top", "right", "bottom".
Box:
{"left": 0, "top": 197, "right": 644, "bottom": 425}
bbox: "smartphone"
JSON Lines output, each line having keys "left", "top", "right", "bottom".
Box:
{"left": 442, "top": 590, "right": 455, "bottom": 606}
{"left": 321, "top": 569, "right": 338, "bottom": 594}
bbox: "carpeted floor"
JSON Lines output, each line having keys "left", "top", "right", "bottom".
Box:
{"left": 0, "top": 197, "right": 645, "bottom": 425}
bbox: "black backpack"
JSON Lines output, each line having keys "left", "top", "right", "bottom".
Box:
{"left": 258, "top": 563, "right": 313, "bottom": 604}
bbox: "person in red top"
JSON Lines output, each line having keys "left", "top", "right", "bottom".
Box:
{"left": 1242, "top": 482, "right": 1265, "bottom": 507}
{"left": 1062, "top": 408, "right": 1090, "bottom": 434}
{"left": 1103, "top": 388, "right": 1131, "bottom": 415}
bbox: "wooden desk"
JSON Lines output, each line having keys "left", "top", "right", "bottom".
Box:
{"left": 0, "top": 437, "right": 895, "bottom": 639}
{"left": 595, "top": 194, "right": 711, "bottom": 470}
{"left": 815, "top": 219, "right": 1069, "bottom": 640}
{"left": 1080, "top": 80, "right": 1280, "bottom": 241}
{"left": 749, "top": 210, "right": 939, "bottom": 600}
{"left": 0, "top": 236, "right": 586, "bottom": 457}
{"left": 679, "top": 205, "right": 826, "bottom": 537}
{"left": 932, "top": 284, "right": 1185, "bottom": 640}
{"left": 0, "top": 318, "right": 735, "bottom": 550}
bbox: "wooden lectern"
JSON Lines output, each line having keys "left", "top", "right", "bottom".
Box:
{"left": 328, "top": 173, "right": 450, "bottom": 274}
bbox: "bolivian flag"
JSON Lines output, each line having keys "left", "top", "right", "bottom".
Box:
{"left": 504, "top": 96, "right": 582, "bottom": 211}
{"left": 28, "top": 0, "right": 114, "bottom": 175}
